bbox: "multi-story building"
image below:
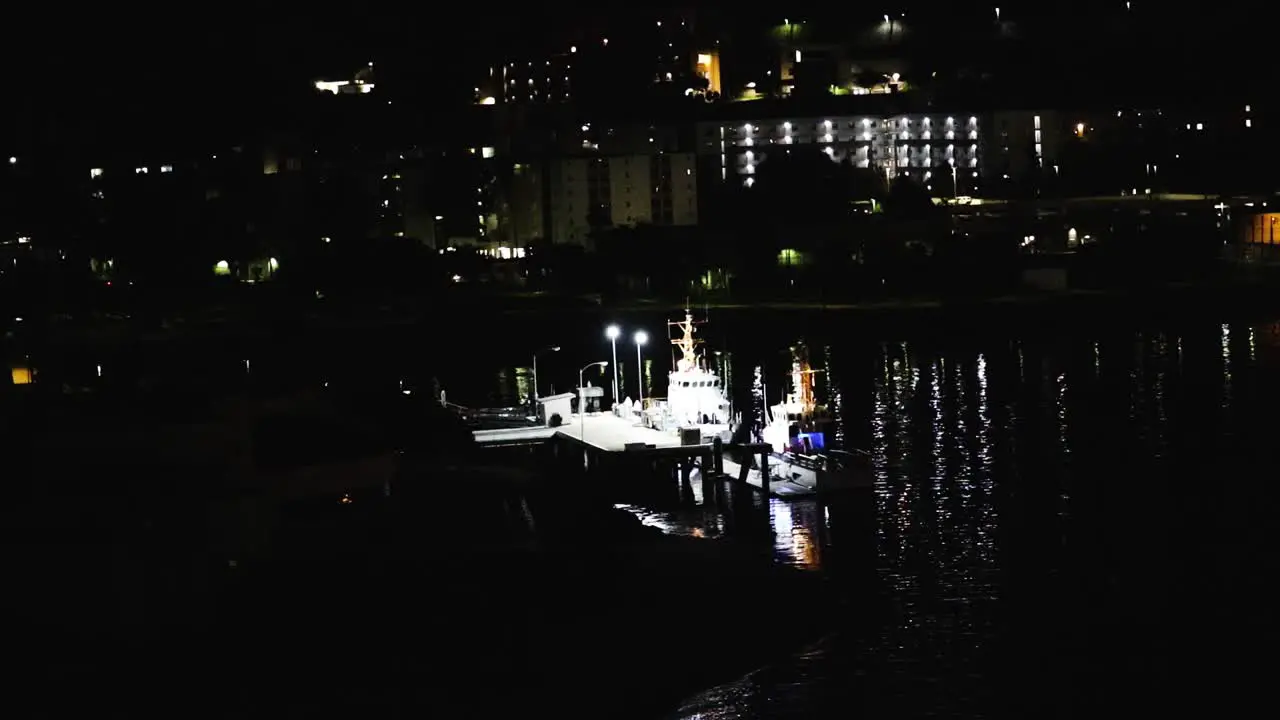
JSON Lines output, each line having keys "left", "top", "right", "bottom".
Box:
{"left": 548, "top": 153, "right": 698, "bottom": 245}
{"left": 696, "top": 108, "right": 1067, "bottom": 196}
{"left": 483, "top": 54, "right": 575, "bottom": 105}
{"left": 475, "top": 9, "right": 719, "bottom": 108}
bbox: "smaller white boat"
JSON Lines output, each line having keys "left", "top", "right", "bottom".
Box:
{"left": 751, "top": 349, "right": 872, "bottom": 494}
{"left": 762, "top": 350, "right": 834, "bottom": 455}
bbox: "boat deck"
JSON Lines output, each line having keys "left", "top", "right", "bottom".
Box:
{"left": 720, "top": 456, "right": 820, "bottom": 497}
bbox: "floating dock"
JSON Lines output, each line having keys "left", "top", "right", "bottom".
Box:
{"left": 473, "top": 414, "right": 812, "bottom": 498}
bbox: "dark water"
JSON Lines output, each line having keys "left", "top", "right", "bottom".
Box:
{"left": 455, "top": 315, "right": 1276, "bottom": 718}
{"left": 19, "top": 311, "right": 1276, "bottom": 717}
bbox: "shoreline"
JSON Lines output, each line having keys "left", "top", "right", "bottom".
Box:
{"left": 13, "top": 274, "right": 1280, "bottom": 360}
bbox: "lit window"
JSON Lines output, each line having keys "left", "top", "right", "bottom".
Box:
{"left": 90, "top": 168, "right": 103, "bottom": 179}
{"left": 1246, "top": 118, "right": 1253, "bottom": 128}
{"left": 160, "top": 165, "right": 174, "bottom": 173}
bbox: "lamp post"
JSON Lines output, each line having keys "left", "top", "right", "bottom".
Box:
{"left": 634, "top": 330, "right": 648, "bottom": 409}
{"left": 605, "top": 325, "right": 621, "bottom": 408}
{"left": 532, "top": 346, "right": 561, "bottom": 411}
{"left": 579, "top": 361, "right": 608, "bottom": 447}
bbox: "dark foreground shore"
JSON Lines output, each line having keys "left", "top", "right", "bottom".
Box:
{"left": 4, "top": 455, "right": 834, "bottom": 718}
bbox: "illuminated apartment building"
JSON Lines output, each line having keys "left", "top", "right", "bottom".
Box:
{"left": 481, "top": 53, "right": 576, "bottom": 105}
{"left": 697, "top": 110, "right": 1065, "bottom": 195}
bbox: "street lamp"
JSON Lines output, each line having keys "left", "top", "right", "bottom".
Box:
{"left": 634, "top": 330, "right": 648, "bottom": 409}
{"left": 605, "top": 325, "right": 621, "bottom": 408}
{"left": 532, "top": 346, "right": 561, "bottom": 410}
{"left": 579, "top": 361, "right": 608, "bottom": 444}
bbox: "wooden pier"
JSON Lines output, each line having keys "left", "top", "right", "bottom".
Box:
{"left": 472, "top": 414, "right": 797, "bottom": 497}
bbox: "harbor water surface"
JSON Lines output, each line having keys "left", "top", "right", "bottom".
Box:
{"left": 453, "top": 312, "right": 1273, "bottom": 718}
{"left": 25, "top": 309, "right": 1276, "bottom": 717}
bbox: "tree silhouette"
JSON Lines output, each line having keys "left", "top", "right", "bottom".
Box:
{"left": 592, "top": 223, "right": 701, "bottom": 297}
{"left": 742, "top": 146, "right": 861, "bottom": 225}
{"left": 701, "top": 147, "right": 874, "bottom": 295}
{"left": 884, "top": 175, "right": 935, "bottom": 217}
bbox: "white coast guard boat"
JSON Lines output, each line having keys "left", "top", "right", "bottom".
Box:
{"left": 639, "top": 310, "right": 732, "bottom": 435}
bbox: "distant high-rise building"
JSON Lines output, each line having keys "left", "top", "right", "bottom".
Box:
{"left": 697, "top": 109, "right": 1066, "bottom": 197}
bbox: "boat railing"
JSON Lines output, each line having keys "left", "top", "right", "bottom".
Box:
{"left": 781, "top": 448, "right": 872, "bottom": 473}
{"left": 786, "top": 453, "right": 826, "bottom": 472}
{"left": 827, "top": 448, "right": 873, "bottom": 471}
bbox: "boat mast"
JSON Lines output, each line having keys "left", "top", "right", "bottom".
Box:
{"left": 669, "top": 309, "right": 699, "bottom": 371}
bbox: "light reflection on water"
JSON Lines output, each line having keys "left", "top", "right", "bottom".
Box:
{"left": 645, "top": 320, "right": 1265, "bottom": 719}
